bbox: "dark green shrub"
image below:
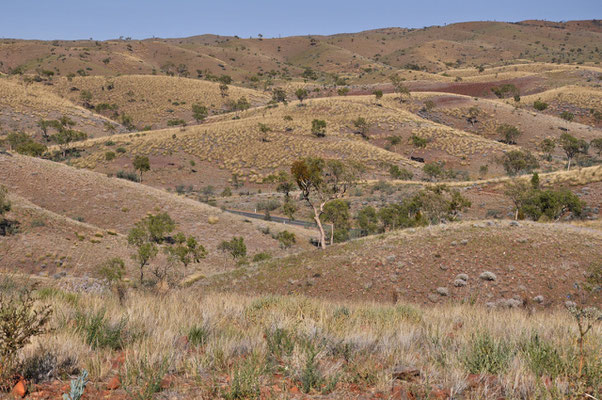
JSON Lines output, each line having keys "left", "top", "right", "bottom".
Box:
{"left": 463, "top": 331, "right": 512, "bottom": 374}
{"left": 218, "top": 237, "right": 247, "bottom": 258}
{"left": 275, "top": 231, "right": 296, "bottom": 248}
{"left": 533, "top": 100, "right": 548, "bottom": 111}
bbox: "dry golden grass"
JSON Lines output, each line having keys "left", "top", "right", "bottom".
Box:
{"left": 12, "top": 286, "right": 601, "bottom": 399}
{"left": 49, "top": 75, "right": 270, "bottom": 127}
{"left": 520, "top": 85, "right": 602, "bottom": 111}
{"left": 68, "top": 94, "right": 514, "bottom": 181}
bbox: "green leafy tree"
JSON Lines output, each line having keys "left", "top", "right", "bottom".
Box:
{"left": 539, "top": 138, "right": 556, "bottom": 161}
{"left": 98, "top": 257, "right": 126, "bottom": 282}
{"left": 498, "top": 150, "right": 539, "bottom": 176}
{"left": 373, "top": 90, "right": 383, "bottom": 100}
{"left": 356, "top": 206, "right": 380, "bottom": 236}
{"left": 133, "top": 155, "right": 150, "bottom": 182}
{"left": 218, "top": 237, "right": 247, "bottom": 258}
{"left": 423, "top": 162, "right": 443, "bottom": 181}
{"left": 559, "top": 133, "right": 588, "bottom": 170}
{"left": 6, "top": 132, "right": 47, "bottom": 156}
{"left": 410, "top": 134, "right": 428, "bottom": 157}
{"left": 167, "top": 233, "right": 207, "bottom": 268}
{"left": 258, "top": 123, "right": 271, "bottom": 142}
{"left": 390, "top": 74, "right": 410, "bottom": 102}
{"left": 295, "top": 88, "right": 308, "bottom": 103}
{"left": 272, "top": 87, "right": 287, "bottom": 104}
{"left": 291, "top": 157, "right": 362, "bottom": 248}
{"left": 321, "top": 199, "right": 351, "bottom": 243}
{"left": 0, "top": 186, "right": 11, "bottom": 227}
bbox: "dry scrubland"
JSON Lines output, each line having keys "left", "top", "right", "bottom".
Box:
{"left": 0, "top": 78, "right": 121, "bottom": 139}
{"left": 4, "top": 286, "right": 600, "bottom": 399}
{"left": 49, "top": 75, "right": 270, "bottom": 128}
{"left": 0, "top": 154, "right": 314, "bottom": 276}
{"left": 69, "top": 94, "right": 515, "bottom": 183}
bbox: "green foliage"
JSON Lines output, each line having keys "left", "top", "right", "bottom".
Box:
{"left": 133, "top": 155, "right": 150, "bottom": 181}
{"left": 295, "top": 88, "right": 308, "bottom": 102}
{"left": 533, "top": 100, "right": 548, "bottom": 111}
{"left": 560, "top": 111, "right": 574, "bottom": 121}
{"left": 499, "top": 150, "right": 539, "bottom": 176}
{"left": 271, "top": 87, "right": 287, "bottom": 104}
{"left": 423, "top": 162, "right": 443, "bottom": 180}
{"left": 591, "top": 138, "right": 602, "bottom": 156}
{"left": 122, "top": 357, "right": 169, "bottom": 400}
{"left": 390, "top": 74, "right": 410, "bottom": 102}
{"left": 373, "top": 90, "right": 383, "bottom": 99}
{"left": 559, "top": 133, "right": 589, "bottom": 169}
{"left": 520, "top": 334, "right": 566, "bottom": 378}
{"left": 321, "top": 199, "right": 351, "bottom": 243}
{"left": 463, "top": 331, "right": 512, "bottom": 374}
{"left": 127, "top": 213, "right": 174, "bottom": 281}
{"left": 497, "top": 123, "right": 521, "bottom": 144}
{"left": 223, "top": 354, "right": 264, "bottom": 400}
{"left": 521, "top": 188, "right": 583, "bottom": 221}
{"left": 491, "top": 83, "right": 519, "bottom": 99}
{"left": 166, "top": 233, "right": 207, "bottom": 268}
{"left": 105, "top": 151, "right": 116, "bottom": 161}
{"left": 0, "top": 289, "right": 52, "bottom": 382}
{"left": 311, "top": 119, "right": 327, "bottom": 137}
{"left": 275, "top": 230, "right": 296, "bottom": 248}
{"left": 187, "top": 325, "right": 209, "bottom": 347}
{"left": 539, "top": 138, "right": 556, "bottom": 161}
{"left": 356, "top": 206, "right": 380, "bottom": 236}
{"left": 62, "top": 369, "right": 88, "bottom": 400}
{"left": 389, "top": 165, "right": 413, "bottom": 180}
{"left": 0, "top": 186, "right": 11, "bottom": 218}
{"left": 252, "top": 252, "right": 272, "bottom": 262}
{"left": 74, "top": 309, "right": 131, "bottom": 350}
{"left": 167, "top": 119, "right": 186, "bottom": 126}
{"left": 265, "top": 327, "right": 295, "bottom": 362}
{"left": 218, "top": 237, "right": 247, "bottom": 258}
{"left": 191, "top": 103, "right": 208, "bottom": 122}
{"left": 98, "top": 257, "right": 125, "bottom": 282}
{"left": 352, "top": 117, "right": 369, "bottom": 138}
{"left": 116, "top": 170, "right": 139, "bottom": 182}
{"left": 410, "top": 134, "right": 428, "bottom": 149}
{"left": 6, "top": 132, "right": 47, "bottom": 156}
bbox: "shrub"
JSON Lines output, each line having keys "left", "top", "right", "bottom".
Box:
{"left": 73, "top": 309, "right": 131, "bottom": 350}
{"left": 187, "top": 325, "right": 210, "bottom": 347}
{"left": 98, "top": 257, "right": 125, "bottom": 282}
{"left": 224, "top": 354, "right": 264, "bottom": 400}
{"left": 520, "top": 334, "right": 566, "bottom": 378}
{"left": 311, "top": 119, "right": 326, "bottom": 137}
{"left": 116, "top": 147, "right": 127, "bottom": 153}
{"left": 105, "top": 151, "right": 116, "bottom": 161}
{"left": 389, "top": 165, "right": 413, "bottom": 180}
{"left": 533, "top": 100, "right": 548, "bottom": 111}
{"left": 497, "top": 123, "right": 521, "bottom": 144}
{"left": 62, "top": 370, "right": 89, "bottom": 400}
{"left": 463, "top": 331, "right": 512, "bottom": 374}
{"left": 6, "top": 132, "right": 47, "bottom": 156}
{"left": 252, "top": 252, "right": 272, "bottom": 262}
{"left": 218, "top": 237, "right": 247, "bottom": 258}
{"left": 560, "top": 111, "right": 575, "bottom": 121}
{"left": 116, "top": 170, "right": 139, "bottom": 182}
{"left": 275, "top": 231, "right": 296, "bottom": 248}
{"left": 0, "top": 289, "right": 52, "bottom": 382}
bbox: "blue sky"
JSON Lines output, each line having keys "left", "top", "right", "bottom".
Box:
{"left": 1, "top": 0, "right": 600, "bottom": 40}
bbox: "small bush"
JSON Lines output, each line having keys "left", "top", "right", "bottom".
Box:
{"left": 223, "top": 354, "right": 264, "bottom": 400}
{"left": 187, "top": 324, "right": 210, "bottom": 347}
{"left": 252, "top": 252, "right": 271, "bottom": 262}
{"left": 116, "top": 147, "right": 127, "bottom": 153}
{"left": 533, "top": 100, "right": 548, "bottom": 111}
{"left": 275, "top": 231, "right": 296, "bottom": 249}
{"left": 105, "top": 151, "right": 116, "bottom": 161}
{"left": 520, "top": 334, "right": 566, "bottom": 378}
{"left": 463, "top": 331, "right": 512, "bottom": 374}
{"left": 218, "top": 237, "right": 247, "bottom": 258}
{"left": 74, "top": 309, "right": 132, "bottom": 350}
{"left": 116, "top": 170, "right": 139, "bottom": 182}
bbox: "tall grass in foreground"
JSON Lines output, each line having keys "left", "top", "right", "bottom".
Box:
{"left": 15, "top": 289, "right": 602, "bottom": 399}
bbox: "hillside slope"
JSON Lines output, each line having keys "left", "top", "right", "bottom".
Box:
{"left": 0, "top": 154, "right": 315, "bottom": 273}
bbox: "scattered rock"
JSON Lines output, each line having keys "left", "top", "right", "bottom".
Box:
{"left": 52, "top": 271, "right": 67, "bottom": 279}
{"left": 479, "top": 271, "right": 497, "bottom": 281}
{"left": 436, "top": 287, "right": 449, "bottom": 296}
{"left": 439, "top": 265, "right": 448, "bottom": 271}
{"left": 453, "top": 279, "right": 467, "bottom": 287}
{"left": 427, "top": 293, "right": 439, "bottom": 303}
{"left": 565, "top": 301, "right": 577, "bottom": 308}
{"left": 450, "top": 241, "right": 458, "bottom": 246}
{"left": 460, "top": 239, "right": 468, "bottom": 245}
{"left": 386, "top": 255, "right": 396, "bottom": 263}
{"left": 533, "top": 295, "right": 544, "bottom": 304}
{"left": 107, "top": 375, "right": 121, "bottom": 390}
{"left": 509, "top": 221, "right": 520, "bottom": 227}
{"left": 392, "top": 366, "right": 420, "bottom": 381}
{"left": 12, "top": 379, "right": 27, "bottom": 398}
{"left": 456, "top": 273, "right": 469, "bottom": 281}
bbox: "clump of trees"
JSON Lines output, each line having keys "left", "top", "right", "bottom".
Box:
{"left": 356, "top": 185, "right": 471, "bottom": 236}
{"left": 127, "top": 212, "right": 206, "bottom": 283}
{"left": 498, "top": 150, "right": 539, "bottom": 176}
{"left": 504, "top": 177, "right": 584, "bottom": 221}
{"left": 4, "top": 132, "right": 47, "bottom": 156}
{"left": 497, "top": 124, "right": 521, "bottom": 145}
